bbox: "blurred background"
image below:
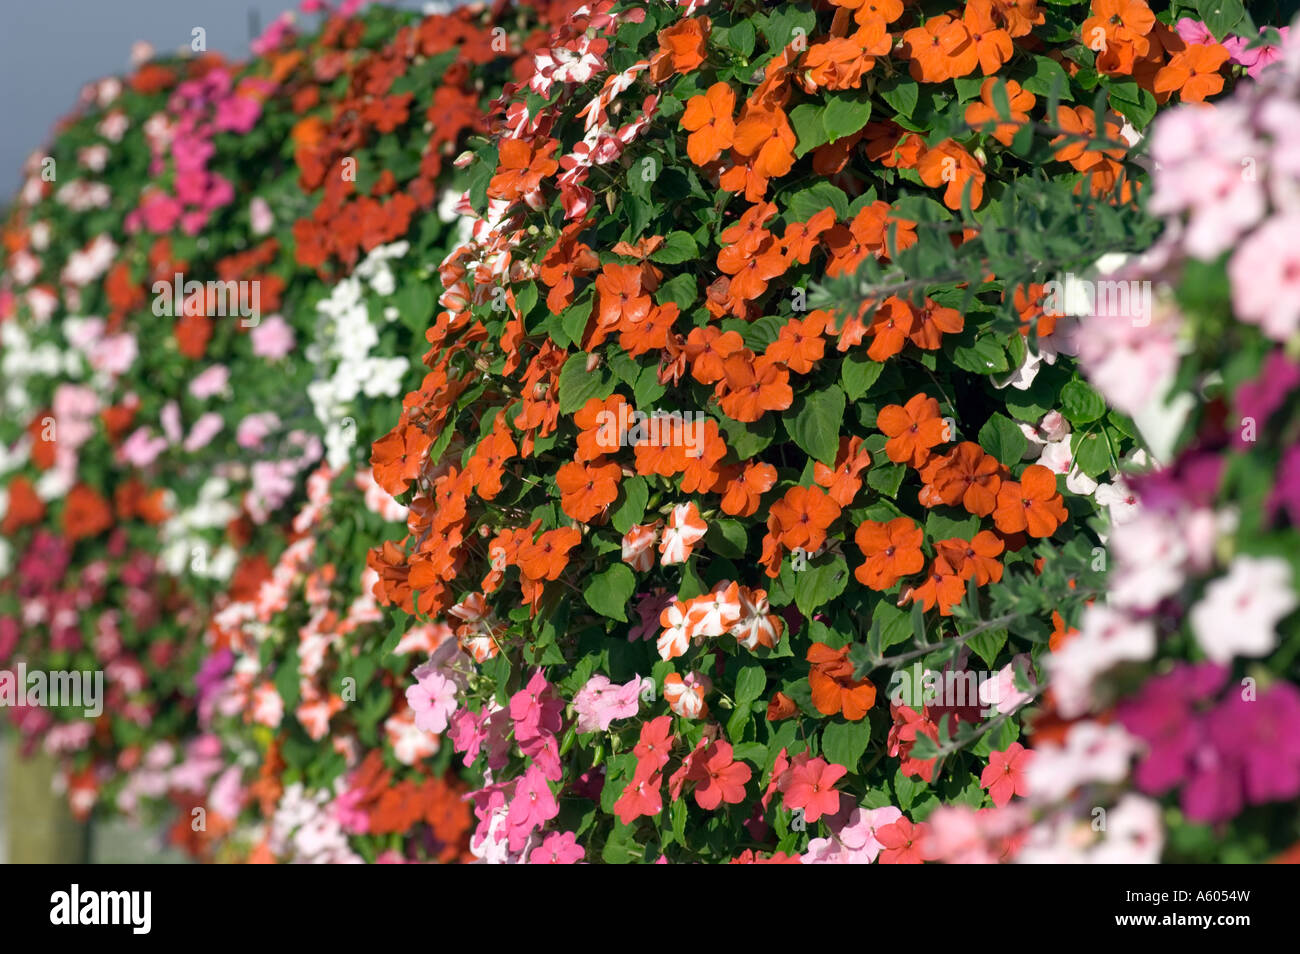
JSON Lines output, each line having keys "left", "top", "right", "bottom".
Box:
{"left": 0, "top": 0, "right": 441, "bottom": 195}
{"left": 0, "top": 0, "right": 314, "bottom": 863}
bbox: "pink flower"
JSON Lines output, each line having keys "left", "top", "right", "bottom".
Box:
{"left": 250, "top": 197, "right": 274, "bottom": 235}
{"left": 236, "top": 411, "right": 280, "bottom": 449}
{"left": 405, "top": 667, "right": 458, "bottom": 734}
{"left": 780, "top": 756, "right": 846, "bottom": 823}
{"left": 529, "top": 830, "right": 585, "bottom": 864}
{"left": 571, "top": 673, "right": 641, "bottom": 734}
{"left": 979, "top": 742, "right": 1033, "bottom": 807}
{"left": 189, "top": 364, "right": 230, "bottom": 400}
{"left": 1223, "top": 27, "right": 1290, "bottom": 77}
{"left": 1174, "top": 18, "right": 1215, "bottom": 46}
{"left": 505, "top": 765, "right": 559, "bottom": 851}
{"left": 1229, "top": 214, "right": 1300, "bottom": 342}
{"left": 250, "top": 314, "right": 295, "bottom": 360}
{"left": 182, "top": 412, "right": 224, "bottom": 452}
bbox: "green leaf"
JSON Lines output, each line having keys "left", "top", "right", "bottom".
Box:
{"left": 785, "top": 181, "right": 849, "bottom": 221}
{"left": 785, "top": 385, "right": 846, "bottom": 465}
{"left": 557, "top": 353, "right": 613, "bottom": 414}
{"left": 1196, "top": 0, "right": 1246, "bottom": 40}
{"left": 841, "top": 352, "right": 884, "bottom": 401}
{"left": 879, "top": 77, "right": 920, "bottom": 119}
{"left": 650, "top": 231, "right": 699, "bottom": 264}
{"left": 791, "top": 103, "right": 830, "bottom": 158}
{"left": 822, "top": 91, "right": 872, "bottom": 143}
{"left": 611, "top": 476, "right": 648, "bottom": 534}
{"left": 705, "top": 518, "right": 748, "bottom": 559}
{"left": 821, "top": 719, "right": 872, "bottom": 772}
{"left": 794, "top": 555, "right": 850, "bottom": 617}
{"left": 1060, "top": 379, "right": 1105, "bottom": 425}
{"left": 735, "top": 666, "right": 768, "bottom": 705}
{"left": 1074, "top": 429, "right": 1111, "bottom": 478}
{"left": 583, "top": 564, "right": 636, "bottom": 621}
{"left": 978, "top": 412, "right": 1028, "bottom": 466}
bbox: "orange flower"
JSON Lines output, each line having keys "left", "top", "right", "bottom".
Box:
{"left": 944, "top": 0, "right": 1014, "bottom": 77}
{"left": 63, "top": 483, "right": 113, "bottom": 542}
{"left": 717, "top": 354, "right": 793, "bottom": 422}
{"left": 922, "top": 441, "right": 1002, "bottom": 516}
{"left": 808, "top": 643, "right": 877, "bottom": 720}
{"left": 593, "top": 263, "right": 655, "bottom": 345}
{"left": 681, "top": 82, "right": 736, "bottom": 165}
{"left": 917, "top": 140, "right": 986, "bottom": 210}
{"left": 935, "top": 531, "right": 1005, "bottom": 586}
{"left": 717, "top": 235, "right": 788, "bottom": 303}
{"left": 992, "top": 0, "right": 1045, "bottom": 38}
{"left": 1081, "top": 0, "right": 1155, "bottom": 74}
{"left": 517, "top": 526, "right": 582, "bottom": 582}
{"left": 780, "top": 208, "right": 836, "bottom": 265}
{"left": 854, "top": 517, "right": 925, "bottom": 590}
{"left": 556, "top": 459, "right": 622, "bottom": 523}
{"left": 371, "top": 423, "right": 431, "bottom": 496}
{"left": 994, "top": 464, "right": 1068, "bottom": 537}
{"left": 813, "top": 435, "right": 872, "bottom": 507}
{"left": 908, "top": 298, "right": 964, "bottom": 350}
{"left": 1153, "top": 43, "right": 1229, "bottom": 103}
{"left": 720, "top": 462, "right": 778, "bottom": 517}
{"left": 732, "top": 105, "right": 797, "bottom": 180}
{"left": 865, "top": 296, "right": 916, "bottom": 361}
{"left": 965, "top": 78, "right": 1036, "bottom": 145}
{"left": 487, "top": 137, "right": 559, "bottom": 206}
{"left": 903, "top": 15, "right": 957, "bottom": 83}
{"left": 826, "top": 201, "right": 918, "bottom": 276}
{"left": 877, "top": 393, "right": 948, "bottom": 467}
{"left": 1, "top": 476, "right": 45, "bottom": 533}
{"left": 766, "top": 691, "right": 798, "bottom": 721}
{"left": 769, "top": 484, "right": 842, "bottom": 553}
{"left": 765, "top": 311, "right": 827, "bottom": 374}
{"left": 658, "top": 16, "right": 711, "bottom": 75}
{"left": 905, "top": 556, "right": 968, "bottom": 615}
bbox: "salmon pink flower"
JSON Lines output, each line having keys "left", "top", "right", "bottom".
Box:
{"left": 780, "top": 756, "right": 847, "bottom": 823}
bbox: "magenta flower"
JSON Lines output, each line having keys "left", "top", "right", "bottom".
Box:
{"left": 529, "top": 831, "right": 585, "bottom": 864}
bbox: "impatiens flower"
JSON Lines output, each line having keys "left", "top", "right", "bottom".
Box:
{"left": 633, "top": 715, "right": 675, "bottom": 774}
{"left": 529, "top": 830, "right": 585, "bottom": 864}
{"left": 571, "top": 673, "right": 642, "bottom": 734}
{"left": 664, "top": 671, "right": 711, "bottom": 719}
{"left": 1228, "top": 214, "right": 1300, "bottom": 342}
{"left": 681, "top": 82, "right": 735, "bottom": 165}
{"left": 614, "top": 770, "right": 663, "bottom": 824}
{"left": 692, "top": 740, "right": 753, "bottom": 810}
{"left": 807, "top": 642, "right": 877, "bottom": 720}
{"left": 769, "top": 484, "right": 841, "bottom": 553}
{"left": 877, "top": 393, "right": 948, "bottom": 467}
{"left": 854, "top": 516, "right": 924, "bottom": 590}
{"left": 1189, "top": 555, "right": 1298, "bottom": 663}
{"left": 993, "top": 464, "right": 1068, "bottom": 537}
{"left": 659, "top": 501, "right": 707, "bottom": 564}
{"left": 405, "top": 666, "right": 458, "bottom": 734}
{"left": 621, "top": 522, "right": 659, "bottom": 571}
{"left": 780, "top": 756, "right": 847, "bottom": 823}
{"left": 979, "top": 743, "right": 1033, "bottom": 807}
{"left": 875, "top": 816, "right": 936, "bottom": 864}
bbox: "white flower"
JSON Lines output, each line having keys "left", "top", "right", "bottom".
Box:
{"left": 1189, "top": 555, "right": 1298, "bottom": 663}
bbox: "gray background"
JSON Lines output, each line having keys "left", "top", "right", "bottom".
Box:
{"left": 0, "top": 0, "right": 441, "bottom": 198}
